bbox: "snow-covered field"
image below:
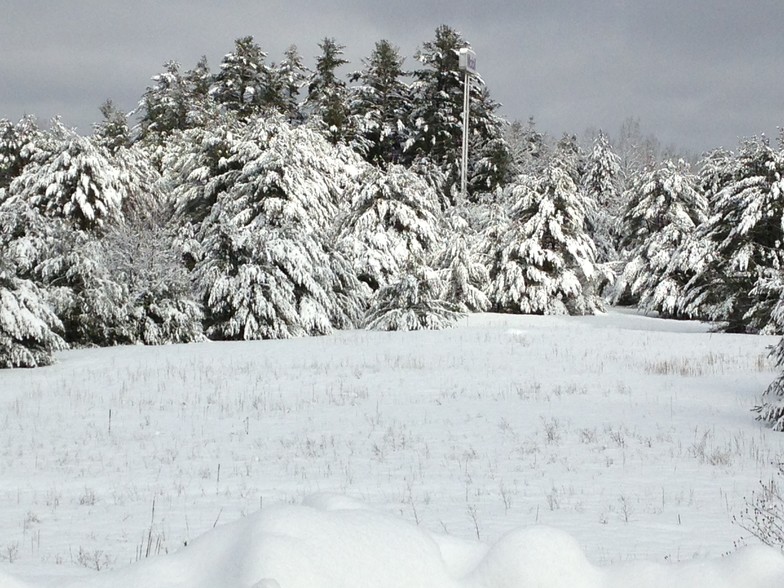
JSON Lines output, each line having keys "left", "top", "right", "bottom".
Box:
{"left": 1, "top": 309, "right": 784, "bottom": 587}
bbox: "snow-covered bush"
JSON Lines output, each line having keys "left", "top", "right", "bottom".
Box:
{"left": 735, "top": 465, "right": 784, "bottom": 549}
{"left": 364, "top": 264, "right": 462, "bottom": 331}
{"left": 99, "top": 208, "right": 204, "bottom": 345}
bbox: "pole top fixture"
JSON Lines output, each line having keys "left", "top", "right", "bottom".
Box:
{"left": 459, "top": 48, "right": 477, "bottom": 75}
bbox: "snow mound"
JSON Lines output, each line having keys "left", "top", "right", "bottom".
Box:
{"left": 0, "top": 569, "right": 32, "bottom": 588}
{"left": 9, "top": 495, "right": 784, "bottom": 588}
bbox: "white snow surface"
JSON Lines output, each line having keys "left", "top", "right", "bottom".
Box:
{"left": 1, "top": 309, "right": 784, "bottom": 587}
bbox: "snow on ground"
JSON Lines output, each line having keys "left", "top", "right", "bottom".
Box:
{"left": 1, "top": 309, "right": 783, "bottom": 587}
{"left": 4, "top": 494, "right": 784, "bottom": 588}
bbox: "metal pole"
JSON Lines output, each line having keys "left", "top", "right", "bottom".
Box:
{"left": 461, "top": 68, "right": 470, "bottom": 203}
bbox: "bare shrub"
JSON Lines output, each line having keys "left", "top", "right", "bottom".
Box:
{"left": 735, "top": 464, "right": 784, "bottom": 550}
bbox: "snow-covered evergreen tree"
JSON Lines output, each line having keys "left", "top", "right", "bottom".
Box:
{"left": 348, "top": 39, "right": 410, "bottom": 166}
{"left": 0, "top": 267, "right": 66, "bottom": 368}
{"left": 0, "top": 193, "right": 128, "bottom": 347}
{"left": 435, "top": 211, "right": 490, "bottom": 313}
{"left": 8, "top": 121, "right": 125, "bottom": 232}
{"left": 407, "top": 25, "right": 509, "bottom": 202}
{"left": 0, "top": 205, "right": 67, "bottom": 367}
{"left": 338, "top": 164, "right": 442, "bottom": 293}
{"left": 93, "top": 99, "right": 131, "bottom": 155}
{"left": 193, "top": 117, "right": 364, "bottom": 340}
{"left": 163, "top": 113, "right": 244, "bottom": 231}
{"left": 271, "top": 45, "right": 308, "bottom": 124}
{"left": 505, "top": 117, "right": 549, "bottom": 177}
{"left": 210, "top": 36, "right": 276, "bottom": 120}
{"left": 490, "top": 160, "right": 602, "bottom": 315}
{"left": 38, "top": 229, "right": 132, "bottom": 347}
{"left": 181, "top": 56, "right": 214, "bottom": 128}
{"left": 469, "top": 123, "right": 513, "bottom": 198}
{"left": 613, "top": 159, "right": 707, "bottom": 317}
{"left": 474, "top": 191, "right": 512, "bottom": 298}
{"left": 0, "top": 116, "right": 41, "bottom": 191}
{"left": 100, "top": 207, "right": 203, "bottom": 345}
{"left": 305, "top": 37, "right": 352, "bottom": 145}
{"left": 756, "top": 301, "right": 784, "bottom": 430}
{"left": 698, "top": 147, "right": 737, "bottom": 202}
{"left": 137, "top": 60, "right": 196, "bottom": 141}
{"left": 582, "top": 130, "right": 623, "bottom": 263}
{"left": 5, "top": 188, "right": 190, "bottom": 348}
{"left": 2, "top": 124, "right": 184, "bottom": 346}
{"left": 114, "top": 143, "right": 165, "bottom": 221}
{"left": 552, "top": 133, "right": 585, "bottom": 186}
{"left": 364, "top": 263, "right": 462, "bottom": 331}
{"left": 680, "top": 137, "right": 784, "bottom": 332}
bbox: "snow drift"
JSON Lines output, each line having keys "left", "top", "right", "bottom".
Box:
{"left": 6, "top": 494, "right": 781, "bottom": 588}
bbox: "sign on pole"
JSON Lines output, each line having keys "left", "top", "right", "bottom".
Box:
{"left": 459, "top": 48, "right": 477, "bottom": 75}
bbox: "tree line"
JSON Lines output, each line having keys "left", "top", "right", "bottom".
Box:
{"left": 1, "top": 25, "right": 783, "bottom": 430}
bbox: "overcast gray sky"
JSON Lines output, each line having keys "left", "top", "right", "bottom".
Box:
{"left": 2, "top": 1, "right": 782, "bottom": 154}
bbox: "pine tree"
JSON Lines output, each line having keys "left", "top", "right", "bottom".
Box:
{"left": 39, "top": 228, "right": 133, "bottom": 346}
{"left": 680, "top": 137, "right": 784, "bottom": 332}
{"left": 613, "top": 159, "right": 708, "bottom": 317}
{"left": 306, "top": 38, "right": 352, "bottom": 145}
{"left": 0, "top": 116, "right": 41, "bottom": 191}
{"left": 137, "top": 61, "right": 192, "bottom": 140}
{"left": 756, "top": 301, "right": 784, "bottom": 430}
{"left": 407, "top": 25, "right": 467, "bottom": 178}
{"left": 2, "top": 124, "right": 177, "bottom": 346}
{"left": 364, "top": 263, "right": 462, "bottom": 331}
{"left": 0, "top": 268, "right": 66, "bottom": 368}
{"left": 698, "top": 147, "right": 737, "bottom": 202}
{"left": 0, "top": 205, "right": 67, "bottom": 367}
{"left": 210, "top": 36, "right": 276, "bottom": 120}
{"left": 182, "top": 56, "right": 214, "bottom": 128}
{"left": 0, "top": 193, "right": 129, "bottom": 347}
{"left": 582, "top": 130, "right": 623, "bottom": 263}
{"left": 272, "top": 45, "right": 308, "bottom": 124}
{"left": 136, "top": 56, "right": 214, "bottom": 140}
{"left": 491, "top": 159, "right": 602, "bottom": 315}
{"left": 194, "top": 117, "right": 364, "bottom": 339}
{"left": 164, "top": 113, "right": 244, "bottom": 231}
{"left": 469, "top": 120, "right": 513, "bottom": 197}
{"left": 93, "top": 99, "right": 131, "bottom": 155}
{"left": 8, "top": 121, "right": 125, "bottom": 233}
{"left": 338, "top": 164, "right": 442, "bottom": 293}
{"left": 552, "top": 133, "right": 585, "bottom": 186}
{"left": 505, "top": 117, "right": 550, "bottom": 176}
{"left": 407, "top": 25, "right": 509, "bottom": 203}
{"left": 476, "top": 195, "right": 512, "bottom": 292}
{"left": 435, "top": 211, "right": 490, "bottom": 313}
{"left": 114, "top": 143, "right": 165, "bottom": 221}
{"left": 348, "top": 39, "right": 410, "bottom": 166}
